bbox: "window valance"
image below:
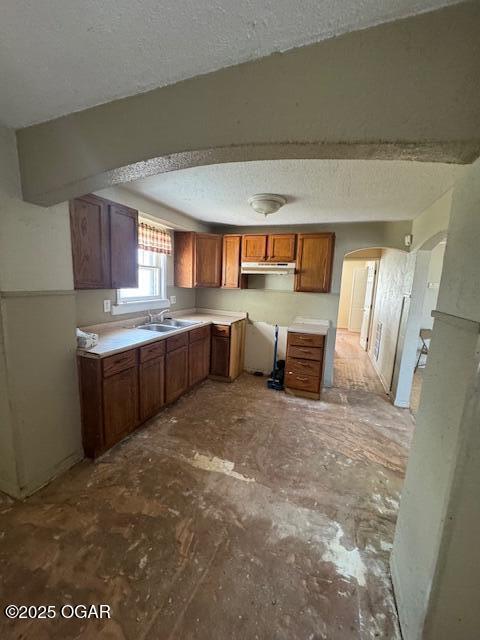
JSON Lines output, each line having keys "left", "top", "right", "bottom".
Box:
{"left": 138, "top": 222, "right": 172, "bottom": 255}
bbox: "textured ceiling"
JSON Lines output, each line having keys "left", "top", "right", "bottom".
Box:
{"left": 0, "top": 0, "right": 460, "bottom": 128}
{"left": 125, "top": 159, "right": 464, "bottom": 226}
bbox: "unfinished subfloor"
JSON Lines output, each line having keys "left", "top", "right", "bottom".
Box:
{"left": 0, "top": 356, "right": 414, "bottom": 639}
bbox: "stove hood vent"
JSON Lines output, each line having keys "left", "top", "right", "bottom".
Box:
{"left": 240, "top": 261, "right": 296, "bottom": 275}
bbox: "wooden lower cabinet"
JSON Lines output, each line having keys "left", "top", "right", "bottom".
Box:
{"left": 78, "top": 320, "right": 246, "bottom": 457}
{"left": 210, "top": 319, "right": 246, "bottom": 381}
{"left": 103, "top": 367, "right": 139, "bottom": 448}
{"left": 189, "top": 335, "right": 211, "bottom": 387}
{"left": 165, "top": 346, "right": 188, "bottom": 404}
{"left": 211, "top": 335, "right": 230, "bottom": 377}
{"left": 139, "top": 356, "right": 165, "bottom": 422}
{"left": 285, "top": 331, "right": 325, "bottom": 400}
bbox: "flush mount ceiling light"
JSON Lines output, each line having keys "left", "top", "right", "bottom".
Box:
{"left": 248, "top": 193, "right": 287, "bottom": 217}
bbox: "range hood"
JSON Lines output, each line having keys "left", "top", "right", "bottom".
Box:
{"left": 240, "top": 261, "right": 296, "bottom": 275}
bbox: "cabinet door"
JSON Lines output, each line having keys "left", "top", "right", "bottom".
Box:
{"left": 103, "top": 367, "right": 138, "bottom": 448}
{"left": 222, "top": 235, "right": 244, "bottom": 288}
{"left": 267, "top": 234, "right": 296, "bottom": 262}
{"left": 110, "top": 203, "right": 138, "bottom": 289}
{"left": 70, "top": 195, "right": 110, "bottom": 289}
{"left": 211, "top": 336, "right": 230, "bottom": 377}
{"left": 195, "top": 234, "right": 222, "bottom": 287}
{"left": 189, "top": 337, "right": 211, "bottom": 387}
{"left": 165, "top": 346, "right": 188, "bottom": 403}
{"left": 295, "top": 233, "right": 334, "bottom": 293}
{"left": 241, "top": 235, "right": 267, "bottom": 262}
{"left": 174, "top": 231, "right": 195, "bottom": 288}
{"left": 139, "top": 356, "right": 165, "bottom": 422}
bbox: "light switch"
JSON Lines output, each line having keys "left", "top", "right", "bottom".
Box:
{"left": 170, "top": 295, "right": 176, "bottom": 305}
{"left": 103, "top": 299, "right": 111, "bottom": 313}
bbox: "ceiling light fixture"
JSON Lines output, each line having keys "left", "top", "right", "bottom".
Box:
{"left": 248, "top": 193, "right": 287, "bottom": 217}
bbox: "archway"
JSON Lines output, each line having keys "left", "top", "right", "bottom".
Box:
{"left": 334, "top": 247, "right": 408, "bottom": 395}
{"left": 391, "top": 230, "right": 448, "bottom": 410}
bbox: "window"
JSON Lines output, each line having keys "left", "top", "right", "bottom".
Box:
{"left": 118, "top": 249, "right": 167, "bottom": 304}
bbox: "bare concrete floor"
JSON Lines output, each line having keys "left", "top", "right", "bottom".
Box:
{"left": 1, "top": 364, "right": 414, "bottom": 639}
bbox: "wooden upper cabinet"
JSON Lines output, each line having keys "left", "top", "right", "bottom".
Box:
{"left": 70, "top": 194, "right": 138, "bottom": 290}
{"left": 241, "top": 234, "right": 267, "bottom": 262}
{"left": 267, "top": 234, "right": 296, "bottom": 262}
{"left": 222, "top": 235, "right": 245, "bottom": 289}
{"left": 174, "top": 232, "right": 222, "bottom": 288}
{"left": 70, "top": 194, "right": 110, "bottom": 289}
{"left": 195, "top": 233, "right": 222, "bottom": 287}
{"left": 295, "top": 233, "right": 335, "bottom": 293}
{"left": 109, "top": 203, "right": 138, "bottom": 289}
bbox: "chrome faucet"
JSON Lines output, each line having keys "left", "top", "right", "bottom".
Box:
{"left": 145, "top": 308, "right": 170, "bottom": 324}
{"left": 157, "top": 309, "right": 171, "bottom": 322}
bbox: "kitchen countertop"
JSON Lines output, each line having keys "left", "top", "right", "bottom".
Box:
{"left": 77, "top": 309, "right": 247, "bottom": 359}
{"left": 288, "top": 316, "right": 330, "bottom": 336}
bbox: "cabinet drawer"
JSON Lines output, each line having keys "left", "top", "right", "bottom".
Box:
{"left": 212, "top": 324, "right": 230, "bottom": 338}
{"left": 288, "top": 332, "right": 324, "bottom": 348}
{"left": 140, "top": 340, "right": 166, "bottom": 363}
{"left": 103, "top": 349, "right": 137, "bottom": 377}
{"left": 189, "top": 325, "right": 211, "bottom": 343}
{"left": 287, "top": 345, "right": 323, "bottom": 361}
{"left": 285, "top": 371, "right": 320, "bottom": 394}
{"left": 286, "top": 357, "right": 322, "bottom": 377}
{"left": 166, "top": 332, "right": 188, "bottom": 352}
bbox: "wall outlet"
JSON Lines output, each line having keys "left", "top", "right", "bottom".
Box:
{"left": 103, "top": 299, "right": 111, "bottom": 313}
{"left": 170, "top": 295, "right": 176, "bottom": 305}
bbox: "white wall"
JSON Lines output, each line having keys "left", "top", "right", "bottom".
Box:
{"left": 420, "top": 242, "right": 445, "bottom": 330}
{"left": 368, "top": 249, "right": 408, "bottom": 392}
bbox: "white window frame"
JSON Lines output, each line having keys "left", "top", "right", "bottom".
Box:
{"left": 112, "top": 250, "right": 170, "bottom": 316}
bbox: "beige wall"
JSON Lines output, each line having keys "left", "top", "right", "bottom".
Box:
{"left": 368, "top": 249, "right": 408, "bottom": 392}
{"left": 16, "top": 2, "right": 480, "bottom": 206}
{"left": 420, "top": 242, "right": 446, "bottom": 330}
{"left": 392, "top": 157, "right": 480, "bottom": 640}
{"left": 0, "top": 126, "right": 82, "bottom": 498}
{"left": 411, "top": 189, "right": 452, "bottom": 251}
{"left": 337, "top": 259, "right": 369, "bottom": 329}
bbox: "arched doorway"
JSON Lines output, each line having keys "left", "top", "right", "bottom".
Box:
{"left": 334, "top": 247, "right": 408, "bottom": 395}
{"left": 391, "top": 230, "right": 448, "bottom": 412}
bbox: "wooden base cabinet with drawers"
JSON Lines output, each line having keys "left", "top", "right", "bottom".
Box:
{"left": 285, "top": 331, "right": 325, "bottom": 400}
{"left": 78, "top": 321, "right": 246, "bottom": 457}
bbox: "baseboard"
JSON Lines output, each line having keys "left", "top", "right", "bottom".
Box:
{"left": 367, "top": 350, "right": 392, "bottom": 395}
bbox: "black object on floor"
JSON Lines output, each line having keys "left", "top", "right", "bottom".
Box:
{"left": 268, "top": 325, "right": 285, "bottom": 391}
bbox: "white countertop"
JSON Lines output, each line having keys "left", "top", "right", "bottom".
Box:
{"left": 287, "top": 316, "right": 330, "bottom": 336}
{"left": 78, "top": 309, "right": 247, "bottom": 358}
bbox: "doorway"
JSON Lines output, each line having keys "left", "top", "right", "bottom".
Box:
{"left": 335, "top": 249, "right": 383, "bottom": 393}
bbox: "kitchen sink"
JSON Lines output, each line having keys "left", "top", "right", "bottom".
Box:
{"left": 136, "top": 323, "right": 176, "bottom": 333}
{"left": 159, "top": 319, "right": 199, "bottom": 327}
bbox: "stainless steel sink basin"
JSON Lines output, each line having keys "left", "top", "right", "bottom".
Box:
{"left": 159, "top": 319, "right": 199, "bottom": 328}
{"left": 136, "top": 323, "right": 175, "bottom": 333}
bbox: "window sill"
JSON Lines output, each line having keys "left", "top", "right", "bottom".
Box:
{"left": 111, "top": 298, "right": 170, "bottom": 316}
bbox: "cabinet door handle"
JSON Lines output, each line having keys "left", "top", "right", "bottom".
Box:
{"left": 296, "top": 376, "right": 308, "bottom": 381}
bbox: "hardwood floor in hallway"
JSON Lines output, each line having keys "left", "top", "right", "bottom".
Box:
{"left": 333, "top": 330, "right": 386, "bottom": 395}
